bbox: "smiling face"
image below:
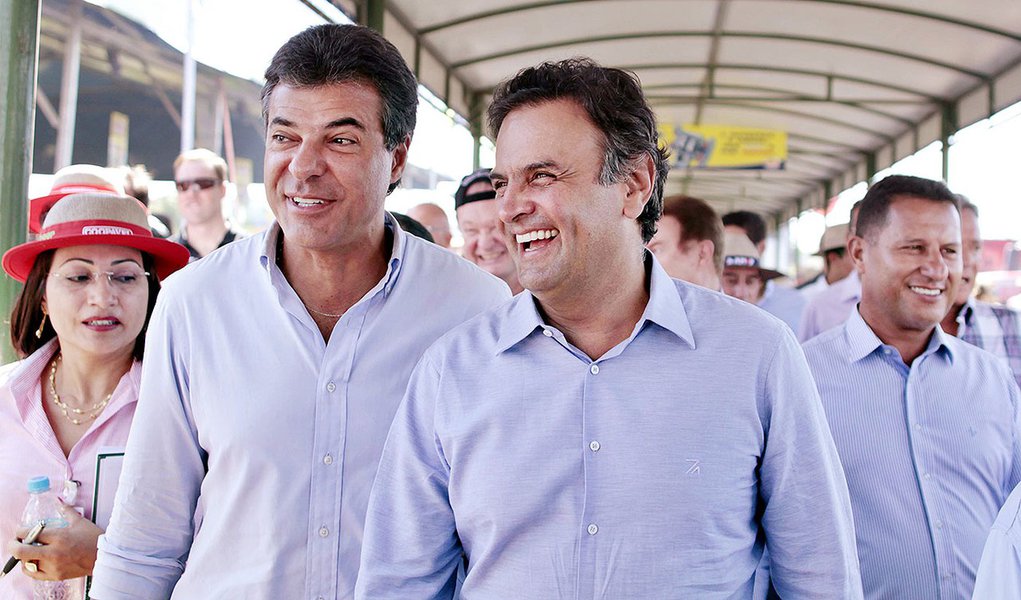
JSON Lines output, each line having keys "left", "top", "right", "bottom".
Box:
{"left": 854, "top": 195, "right": 962, "bottom": 336}
{"left": 174, "top": 159, "right": 226, "bottom": 227}
{"left": 456, "top": 192, "right": 518, "bottom": 287}
{"left": 492, "top": 99, "right": 642, "bottom": 306}
{"left": 264, "top": 81, "right": 409, "bottom": 256}
{"left": 44, "top": 245, "right": 149, "bottom": 362}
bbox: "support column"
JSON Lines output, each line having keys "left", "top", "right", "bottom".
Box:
{"left": 54, "top": 0, "right": 82, "bottom": 171}
{"left": 360, "top": 0, "right": 385, "bottom": 32}
{"left": 941, "top": 102, "right": 958, "bottom": 182}
{"left": 468, "top": 92, "right": 483, "bottom": 170}
{"left": 0, "top": 0, "right": 40, "bottom": 362}
{"left": 181, "top": 0, "right": 198, "bottom": 153}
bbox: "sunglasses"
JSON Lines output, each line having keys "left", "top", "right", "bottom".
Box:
{"left": 175, "top": 178, "right": 220, "bottom": 192}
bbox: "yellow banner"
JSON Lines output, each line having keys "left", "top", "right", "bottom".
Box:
{"left": 659, "top": 124, "right": 787, "bottom": 170}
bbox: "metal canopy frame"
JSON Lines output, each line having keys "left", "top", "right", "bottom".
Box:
{"left": 337, "top": 0, "right": 1021, "bottom": 220}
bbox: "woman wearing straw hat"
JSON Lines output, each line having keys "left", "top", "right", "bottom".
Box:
{"left": 0, "top": 193, "right": 189, "bottom": 598}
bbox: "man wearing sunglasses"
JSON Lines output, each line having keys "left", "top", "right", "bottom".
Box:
{"left": 171, "top": 148, "right": 241, "bottom": 259}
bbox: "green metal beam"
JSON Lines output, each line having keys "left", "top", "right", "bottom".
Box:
{"left": 421, "top": 0, "right": 1020, "bottom": 43}
{"left": 624, "top": 63, "right": 942, "bottom": 102}
{"left": 450, "top": 31, "right": 988, "bottom": 80}
{"left": 359, "top": 0, "right": 385, "bottom": 32}
{"left": 0, "top": 0, "right": 39, "bottom": 363}
{"left": 941, "top": 102, "right": 958, "bottom": 181}
{"left": 650, "top": 97, "right": 894, "bottom": 140}
{"left": 468, "top": 92, "right": 484, "bottom": 170}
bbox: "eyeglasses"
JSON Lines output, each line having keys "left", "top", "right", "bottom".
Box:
{"left": 175, "top": 178, "right": 220, "bottom": 193}
{"left": 49, "top": 268, "right": 151, "bottom": 290}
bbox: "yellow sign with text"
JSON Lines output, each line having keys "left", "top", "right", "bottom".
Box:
{"left": 659, "top": 124, "right": 787, "bottom": 170}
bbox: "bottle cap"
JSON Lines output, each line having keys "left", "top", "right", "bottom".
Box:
{"left": 27, "top": 476, "right": 51, "bottom": 494}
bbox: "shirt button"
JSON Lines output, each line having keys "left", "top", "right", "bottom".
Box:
{"left": 935, "top": 520, "right": 943, "bottom": 529}
{"left": 323, "top": 454, "right": 334, "bottom": 465}
{"left": 587, "top": 523, "right": 598, "bottom": 535}
{"left": 923, "top": 472, "right": 931, "bottom": 480}
{"left": 319, "top": 526, "right": 329, "bottom": 538}
{"left": 915, "top": 423, "right": 922, "bottom": 431}
{"left": 542, "top": 329, "right": 553, "bottom": 337}
{"left": 326, "top": 382, "right": 336, "bottom": 393}
{"left": 589, "top": 441, "right": 600, "bottom": 452}
{"left": 590, "top": 364, "right": 599, "bottom": 375}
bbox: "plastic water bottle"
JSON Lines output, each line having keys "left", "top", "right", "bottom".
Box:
{"left": 20, "top": 476, "right": 85, "bottom": 600}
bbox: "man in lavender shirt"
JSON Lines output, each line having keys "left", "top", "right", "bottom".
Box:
{"left": 89, "top": 25, "right": 509, "bottom": 600}
{"left": 356, "top": 58, "right": 862, "bottom": 599}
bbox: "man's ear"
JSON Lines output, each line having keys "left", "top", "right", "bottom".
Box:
{"left": 389, "top": 134, "right": 412, "bottom": 185}
{"left": 697, "top": 239, "right": 715, "bottom": 266}
{"left": 847, "top": 235, "right": 866, "bottom": 275}
{"left": 622, "top": 153, "right": 655, "bottom": 220}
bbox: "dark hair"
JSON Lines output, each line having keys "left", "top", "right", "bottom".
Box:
{"left": 661, "top": 194, "right": 724, "bottom": 274}
{"left": 487, "top": 58, "right": 670, "bottom": 243}
{"left": 956, "top": 194, "right": 978, "bottom": 217}
{"left": 722, "top": 210, "right": 767, "bottom": 246}
{"left": 855, "top": 175, "right": 960, "bottom": 241}
{"left": 122, "top": 165, "right": 151, "bottom": 207}
{"left": 262, "top": 24, "right": 418, "bottom": 194}
{"left": 10, "top": 251, "right": 161, "bottom": 361}
{"left": 392, "top": 212, "right": 435, "bottom": 243}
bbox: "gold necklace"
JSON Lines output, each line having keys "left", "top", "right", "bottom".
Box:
{"left": 48, "top": 354, "right": 112, "bottom": 426}
{"left": 306, "top": 306, "right": 345, "bottom": 319}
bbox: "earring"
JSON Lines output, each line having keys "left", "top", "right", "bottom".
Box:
{"left": 35, "top": 313, "right": 47, "bottom": 339}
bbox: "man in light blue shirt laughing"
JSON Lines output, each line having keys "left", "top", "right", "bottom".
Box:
{"left": 89, "top": 25, "right": 509, "bottom": 600}
{"left": 356, "top": 58, "right": 862, "bottom": 599}
{"left": 803, "top": 175, "right": 1021, "bottom": 599}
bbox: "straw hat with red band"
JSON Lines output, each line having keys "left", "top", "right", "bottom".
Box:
{"left": 4, "top": 193, "right": 190, "bottom": 283}
{"left": 28, "top": 164, "right": 124, "bottom": 234}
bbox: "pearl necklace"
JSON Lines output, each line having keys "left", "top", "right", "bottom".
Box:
{"left": 48, "top": 355, "right": 112, "bottom": 426}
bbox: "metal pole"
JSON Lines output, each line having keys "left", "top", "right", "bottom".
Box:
{"left": 360, "top": 0, "right": 386, "bottom": 32}
{"left": 941, "top": 102, "right": 957, "bottom": 182}
{"left": 181, "top": 0, "right": 198, "bottom": 152}
{"left": 53, "top": 0, "right": 82, "bottom": 171}
{"left": 0, "top": 0, "right": 40, "bottom": 362}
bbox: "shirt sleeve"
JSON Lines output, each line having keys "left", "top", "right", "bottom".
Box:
{"left": 354, "top": 354, "right": 461, "bottom": 600}
{"left": 90, "top": 291, "right": 206, "bottom": 599}
{"left": 973, "top": 482, "right": 1021, "bottom": 600}
{"left": 758, "top": 328, "right": 864, "bottom": 599}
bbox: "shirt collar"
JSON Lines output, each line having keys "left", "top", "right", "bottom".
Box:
{"left": 10, "top": 339, "right": 60, "bottom": 418}
{"left": 844, "top": 306, "right": 954, "bottom": 364}
{"left": 956, "top": 297, "right": 976, "bottom": 327}
{"left": 259, "top": 214, "right": 405, "bottom": 298}
{"left": 493, "top": 251, "right": 695, "bottom": 355}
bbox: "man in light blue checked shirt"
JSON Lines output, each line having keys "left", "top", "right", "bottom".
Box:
{"left": 356, "top": 58, "right": 863, "bottom": 599}
{"left": 804, "top": 175, "right": 1021, "bottom": 599}
{"left": 940, "top": 199, "right": 1021, "bottom": 389}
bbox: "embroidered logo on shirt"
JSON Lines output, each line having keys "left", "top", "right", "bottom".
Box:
{"left": 685, "top": 459, "right": 701, "bottom": 475}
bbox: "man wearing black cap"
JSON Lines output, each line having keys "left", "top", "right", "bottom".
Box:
{"left": 454, "top": 168, "right": 523, "bottom": 294}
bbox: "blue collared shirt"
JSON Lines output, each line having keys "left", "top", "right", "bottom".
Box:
{"left": 804, "top": 309, "right": 1021, "bottom": 599}
{"left": 356, "top": 256, "right": 862, "bottom": 599}
{"left": 90, "top": 215, "right": 511, "bottom": 600}
{"left": 972, "top": 480, "right": 1021, "bottom": 599}
{"left": 758, "top": 279, "right": 806, "bottom": 333}
{"left": 798, "top": 270, "right": 861, "bottom": 342}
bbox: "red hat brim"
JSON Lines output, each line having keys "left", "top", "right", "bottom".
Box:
{"left": 2, "top": 227, "right": 190, "bottom": 283}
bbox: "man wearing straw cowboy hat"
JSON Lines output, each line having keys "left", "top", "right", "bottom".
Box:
{"left": 90, "top": 24, "right": 509, "bottom": 600}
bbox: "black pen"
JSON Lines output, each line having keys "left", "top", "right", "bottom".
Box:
{"left": 0, "top": 521, "right": 46, "bottom": 578}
